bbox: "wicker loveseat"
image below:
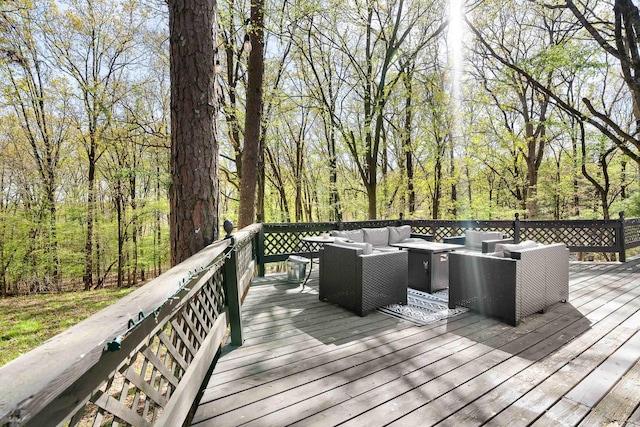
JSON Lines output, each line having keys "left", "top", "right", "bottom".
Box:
{"left": 448, "top": 241, "right": 569, "bottom": 326}
{"left": 329, "top": 225, "right": 431, "bottom": 251}
{"left": 318, "top": 241, "right": 408, "bottom": 316}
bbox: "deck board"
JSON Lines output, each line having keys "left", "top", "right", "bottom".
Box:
{"left": 578, "top": 357, "right": 640, "bottom": 426}
{"left": 192, "top": 259, "right": 640, "bottom": 426}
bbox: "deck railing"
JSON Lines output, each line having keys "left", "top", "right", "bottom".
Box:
{"left": 259, "top": 213, "right": 640, "bottom": 271}
{"left": 3, "top": 214, "right": 640, "bottom": 426}
{"left": 0, "top": 223, "right": 260, "bottom": 427}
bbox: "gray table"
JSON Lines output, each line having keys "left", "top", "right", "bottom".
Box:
{"left": 390, "top": 241, "right": 464, "bottom": 293}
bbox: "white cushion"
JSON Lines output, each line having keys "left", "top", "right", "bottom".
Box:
{"left": 330, "top": 229, "right": 364, "bottom": 242}
{"left": 371, "top": 246, "right": 400, "bottom": 252}
{"left": 465, "top": 230, "right": 503, "bottom": 251}
{"left": 486, "top": 251, "right": 505, "bottom": 258}
{"left": 362, "top": 227, "right": 390, "bottom": 246}
{"left": 398, "top": 237, "right": 425, "bottom": 244}
{"left": 387, "top": 225, "right": 411, "bottom": 244}
{"left": 495, "top": 240, "right": 539, "bottom": 258}
{"left": 330, "top": 241, "right": 373, "bottom": 255}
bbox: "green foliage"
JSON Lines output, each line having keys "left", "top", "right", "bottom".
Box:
{"left": 524, "top": 42, "right": 605, "bottom": 75}
{"left": 0, "top": 0, "right": 638, "bottom": 297}
{"left": 0, "top": 287, "right": 138, "bottom": 366}
{"left": 620, "top": 193, "right": 640, "bottom": 217}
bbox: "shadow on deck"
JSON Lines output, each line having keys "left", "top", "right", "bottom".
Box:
{"left": 192, "top": 259, "right": 640, "bottom": 426}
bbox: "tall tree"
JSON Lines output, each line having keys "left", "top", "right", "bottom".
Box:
{"left": 217, "top": 0, "right": 249, "bottom": 191}
{"left": 470, "top": 0, "right": 640, "bottom": 191}
{"left": 168, "top": 0, "right": 219, "bottom": 264}
{"left": 238, "top": 0, "right": 265, "bottom": 227}
{"left": 1, "top": 4, "right": 66, "bottom": 285}
{"left": 400, "top": 62, "right": 416, "bottom": 215}
{"left": 558, "top": 0, "right": 640, "bottom": 162}
{"left": 297, "top": 14, "right": 346, "bottom": 221}
{"left": 468, "top": 1, "right": 576, "bottom": 218}
{"left": 302, "top": 0, "right": 444, "bottom": 219}
{"left": 44, "top": 0, "right": 144, "bottom": 289}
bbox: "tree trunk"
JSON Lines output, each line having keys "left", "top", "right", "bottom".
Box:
{"left": 367, "top": 181, "right": 377, "bottom": 220}
{"left": 527, "top": 165, "right": 539, "bottom": 219}
{"left": 130, "top": 170, "right": 138, "bottom": 285}
{"left": 621, "top": 160, "right": 627, "bottom": 199}
{"left": 572, "top": 120, "right": 580, "bottom": 217}
{"left": 328, "top": 126, "right": 340, "bottom": 221}
{"left": 450, "top": 143, "right": 458, "bottom": 217}
{"left": 403, "top": 75, "right": 415, "bottom": 215}
{"left": 257, "top": 128, "right": 266, "bottom": 221}
{"left": 555, "top": 157, "right": 561, "bottom": 220}
{"left": 47, "top": 182, "right": 59, "bottom": 283}
{"left": 433, "top": 142, "right": 442, "bottom": 219}
{"left": 265, "top": 146, "right": 291, "bottom": 221}
{"left": 83, "top": 145, "right": 95, "bottom": 290}
{"left": 155, "top": 153, "right": 162, "bottom": 276}
{"left": 168, "top": 0, "right": 219, "bottom": 265}
{"left": 295, "top": 141, "right": 304, "bottom": 222}
{"left": 116, "top": 178, "right": 124, "bottom": 288}
{"left": 238, "top": 0, "right": 265, "bottom": 228}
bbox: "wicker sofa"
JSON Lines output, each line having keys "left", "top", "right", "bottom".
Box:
{"left": 318, "top": 241, "right": 408, "bottom": 316}
{"left": 329, "top": 225, "right": 431, "bottom": 251}
{"left": 448, "top": 241, "right": 569, "bottom": 326}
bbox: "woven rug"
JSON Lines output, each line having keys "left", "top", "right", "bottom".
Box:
{"left": 377, "top": 288, "right": 468, "bottom": 326}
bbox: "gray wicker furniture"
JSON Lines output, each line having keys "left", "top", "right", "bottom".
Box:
{"left": 330, "top": 225, "right": 432, "bottom": 251}
{"left": 319, "top": 242, "right": 408, "bottom": 316}
{"left": 448, "top": 242, "right": 569, "bottom": 326}
{"left": 444, "top": 230, "right": 513, "bottom": 253}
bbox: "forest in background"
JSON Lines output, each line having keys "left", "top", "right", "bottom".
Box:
{"left": 0, "top": 0, "right": 639, "bottom": 296}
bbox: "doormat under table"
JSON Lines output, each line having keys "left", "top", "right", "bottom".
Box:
{"left": 377, "top": 288, "right": 469, "bottom": 326}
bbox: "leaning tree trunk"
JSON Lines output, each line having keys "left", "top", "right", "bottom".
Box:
{"left": 168, "top": 0, "right": 219, "bottom": 265}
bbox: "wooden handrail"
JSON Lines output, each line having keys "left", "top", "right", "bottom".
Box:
{"left": 0, "top": 223, "right": 261, "bottom": 427}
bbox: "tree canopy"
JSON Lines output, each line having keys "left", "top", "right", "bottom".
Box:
{"left": 0, "top": 0, "right": 638, "bottom": 294}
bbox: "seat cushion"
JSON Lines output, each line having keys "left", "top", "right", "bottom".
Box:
{"left": 363, "top": 227, "right": 390, "bottom": 246}
{"left": 387, "top": 225, "right": 412, "bottom": 244}
{"left": 330, "top": 229, "right": 364, "bottom": 242}
{"left": 465, "top": 230, "right": 503, "bottom": 251}
{"left": 486, "top": 251, "right": 506, "bottom": 258}
{"left": 495, "top": 240, "right": 539, "bottom": 258}
{"left": 330, "top": 241, "right": 373, "bottom": 255}
{"left": 371, "top": 246, "right": 400, "bottom": 252}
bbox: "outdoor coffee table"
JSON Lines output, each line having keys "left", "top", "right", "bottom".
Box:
{"left": 390, "top": 241, "right": 464, "bottom": 293}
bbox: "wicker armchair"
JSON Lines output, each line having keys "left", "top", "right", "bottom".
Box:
{"left": 448, "top": 243, "right": 569, "bottom": 326}
{"left": 318, "top": 242, "right": 408, "bottom": 316}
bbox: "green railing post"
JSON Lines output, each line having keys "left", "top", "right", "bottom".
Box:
{"left": 223, "top": 237, "right": 243, "bottom": 346}
{"left": 514, "top": 213, "right": 521, "bottom": 244}
{"left": 257, "top": 224, "right": 265, "bottom": 276}
{"left": 617, "top": 211, "right": 626, "bottom": 262}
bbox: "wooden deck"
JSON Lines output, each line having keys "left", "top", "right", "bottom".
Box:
{"left": 192, "top": 259, "right": 640, "bottom": 426}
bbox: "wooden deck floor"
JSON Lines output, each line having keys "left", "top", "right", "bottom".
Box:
{"left": 192, "top": 259, "right": 640, "bottom": 426}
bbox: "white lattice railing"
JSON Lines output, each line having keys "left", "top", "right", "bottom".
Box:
{"left": 0, "top": 224, "right": 260, "bottom": 427}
